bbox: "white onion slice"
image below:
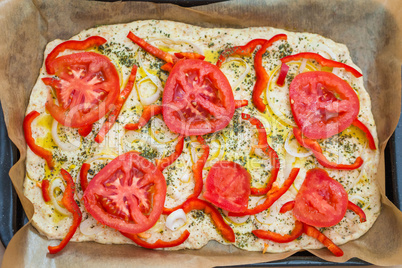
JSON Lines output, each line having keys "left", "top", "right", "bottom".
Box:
{"left": 148, "top": 37, "right": 204, "bottom": 55}
{"left": 149, "top": 117, "right": 180, "bottom": 144}
{"left": 266, "top": 68, "right": 297, "bottom": 127}
{"left": 223, "top": 57, "right": 251, "bottom": 90}
{"left": 254, "top": 197, "right": 280, "bottom": 225}
{"left": 298, "top": 58, "right": 308, "bottom": 73}
{"left": 284, "top": 151, "right": 296, "bottom": 180}
{"left": 316, "top": 43, "right": 337, "bottom": 60}
{"left": 222, "top": 210, "right": 249, "bottom": 224}
{"left": 332, "top": 67, "right": 341, "bottom": 76}
{"left": 189, "top": 140, "right": 202, "bottom": 164}
{"left": 84, "top": 155, "right": 116, "bottom": 165}
{"left": 51, "top": 119, "right": 81, "bottom": 151}
{"left": 80, "top": 217, "right": 104, "bottom": 236}
{"left": 137, "top": 54, "right": 162, "bottom": 105}
{"left": 348, "top": 195, "right": 369, "bottom": 211}
{"left": 284, "top": 133, "right": 313, "bottom": 158}
{"left": 50, "top": 177, "right": 70, "bottom": 215}
{"left": 180, "top": 172, "right": 191, "bottom": 183}
{"left": 165, "top": 209, "right": 187, "bottom": 231}
{"left": 137, "top": 78, "right": 161, "bottom": 105}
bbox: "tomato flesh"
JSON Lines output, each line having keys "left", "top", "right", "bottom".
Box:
{"left": 293, "top": 168, "right": 348, "bottom": 227}
{"left": 83, "top": 151, "right": 166, "bottom": 234}
{"left": 289, "top": 71, "right": 359, "bottom": 139}
{"left": 162, "top": 59, "right": 235, "bottom": 136}
{"left": 203, "top": 161, "right": 251, "bottom": 213}
{"left": 44, "top": 52, "right": 120, "bottom": 128}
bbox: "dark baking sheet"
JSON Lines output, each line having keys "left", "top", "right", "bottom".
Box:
{"left": 1, "top": 0, "right": 401, "bottom": 265}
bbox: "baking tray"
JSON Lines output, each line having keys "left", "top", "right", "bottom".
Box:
{"left": 1, "top": 0, "right": 401, "bottom": 265}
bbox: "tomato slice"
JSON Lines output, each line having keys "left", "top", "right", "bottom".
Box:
{"left": 289, "top": 71, "right": 359, "bottom": 140}
{"left": 162, "top": 59, "right": 235, "bottom": 136}
{"left": 83, "top": 151, "right": 166, "bottom": 234}
{"left": 44, "top": 52, "right": 120, "bottom": 128}
{"left": 293, "top": 168, "right": 348, "bottom": 227}
{"left": 203, "top": 161, "right": 251, "bottom": 213}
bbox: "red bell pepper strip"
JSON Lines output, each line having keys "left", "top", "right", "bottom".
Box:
{"left": 78, "top": 124, "right": 92, "bottom": 137}
{"left": 46, "top": 36, "right": 107, "bottom": 75}
{"left": 253, "top": 220, "right": 303, "bottom": 243}
{"left": 124, "top": 105, "right": 163, "bottom": 130}
{"left": 41, "top": 179, "right": 51, "bottom": 202}
{"left": 80, "top": 163, "right": 91, "bottom": 192}
{"left": 95, "top": 65, "right": 138, "bottom": 143}
{"left": 155, "top": 135, "right": 185, "bottom": 171}
{"left": 347, "top": 201, "right": 367, "bottom": 223}
{"left": 127, "top": 32, "right": 178, "bottom": 64}
{"left": 276, "top": 62, "right": 290, "bottom": 86}
{"left": 216, "top": 39, "right": 268, "bottom": 68}
{"left": 242, "top": 113, "right": 280, "bottom": 195}
{"left": 279, "top": 200, "right": 295, "bottom": 214}
{"left": 121, "top": 230, "right": 190, "bottom": 249}
{"left": 174, "top": 52, "right": 205, "bottom": 60}
{"left": 48, "top": 169, "right": 82, "bottom": 254}
{"left": 281, "top": 52, "right": 362, "bottom": 78}
{"left": 293, "top": 127, "right": 363, "bottom": 170}
{"left": 234, "top": 100, "right": 248, "bottom": 109}
{"left": 303, "top": 223, "right": 344, "bottom": 257}
{"left": 182, "top": 198, "right": 235, "bottom": 243}
{"left": 23, "top": 111, "right": 54, "bottom": 169}
{"left": 253, "top": 34, "right": 288, "bottom": 112}
{"left": 163, "top": 136, "right": 209, "bottom": 215}
{"left": 352, "top": 118, "right": 376, "bottom": 150}
{"left": 161, "top": 62, "right": 173, "bottom": 72}
{"left": 189, "top": 136, "right": 209, "bottom": 199}
{"left": 229, "top": 168, "right": 300, "bottom": 217}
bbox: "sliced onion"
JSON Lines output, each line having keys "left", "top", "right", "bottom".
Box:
{"left": 348, "top": 195, "right": 369, "bottom": 211}
{"left": 266, "top": 67, "right": 297, "bottom": 127}
{"left": 189, "top": 139, "right": 203, "bottom": 164}
{"left": 148, "top": 37, "right": 204, "bottom": 55}
{"left": 284, "top": 133, "right": 312, "bottom": 158}
{"left": 50, "top": 177, "right": 70, "bottom": 215}
{"left": 222, "top": 57, "right": 251, "bottom": 90}
{"left": 180, "top": 172, "right": 191, "bottom": 183}
{"left": 149, "top": 116, "right": 180, "bottom": 144}
{"left": 346, "top": 158, "right": 369, "bottom": 192}
{"left": 137, "top": 54, "right": 162, "bottom": 105}
{"left": 332, "top": 67, "right": 341, "bottom": 76}
{"left": 136, "top": 78, "right": 161, "bottom": 105}
{"left": 51, "top": 119, "right": 81, "bottom": 151}
{"left": 165, "top": 209, "right": 187, "bottom": 231}
{"left": 80, "top": 217, "right": 104, "bottom": 236}
{"left": 298, "top": 58, "right": 308, "bottom": 73}
{"left": 254, "top": 197, "right": 280, "bottom": 225}
{"left": 316, "top": 43, "right": 337, "bottom": 60}
{"left": 284, "top": 151, "right": 296, "bottom": 180}
{"left": 222, "top": 210, "right": 249, "bottom": 225}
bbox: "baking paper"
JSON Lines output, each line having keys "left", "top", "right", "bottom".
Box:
{"left": 0, "top": 0, "right": 401, "bottom": 267}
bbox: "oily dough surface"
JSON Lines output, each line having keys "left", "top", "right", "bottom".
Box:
{"left": 23, "top": 20, "right": 381, "bottom": 252}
